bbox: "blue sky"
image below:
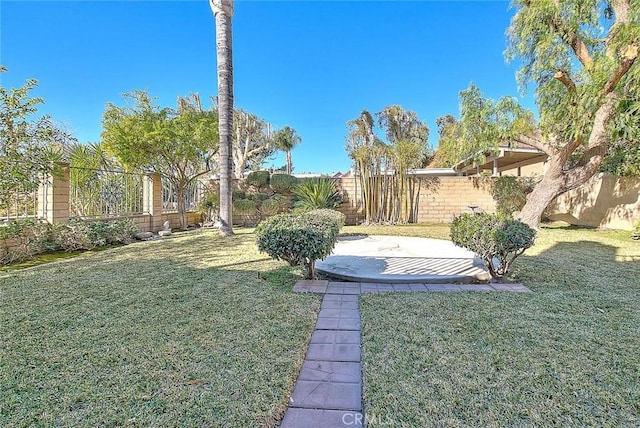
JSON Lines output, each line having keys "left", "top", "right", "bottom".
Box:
{"left": 1, "top": 0, "right": 534, "bottom": 174}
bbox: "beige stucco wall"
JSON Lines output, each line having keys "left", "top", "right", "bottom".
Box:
{"left": 546, "top": 173, "right": 640, "bottom": 230}
{"left": 336, "top": 173, "right": 639, "bottom": 230}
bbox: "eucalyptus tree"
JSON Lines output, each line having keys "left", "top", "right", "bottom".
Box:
{"left": 437, "top": 0, "right": 639, "bottom": 227}
{"left": 210, "top": 0, "right": 235, "bottom": 236}
{"left": 0, "top": 66, "right": 72, "bottom": 216}
{"left": 232, "top": 110, "right": 275, "bottom": 179}
{"left": 273, "top": 126, "right": 302, "bottom": 175}
{"left": 101, "top": 91, "right": 218, "bottom": 230}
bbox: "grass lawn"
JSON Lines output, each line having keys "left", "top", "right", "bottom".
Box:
{"left": 0, "top": 228, "right": 320, "bottom": 427}
{"left": 355, "top": 224, "right": 640, "bottom": 426}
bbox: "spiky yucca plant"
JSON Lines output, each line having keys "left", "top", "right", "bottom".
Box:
{"left": 293, "top": 178, "right": 342, "bottom": 210}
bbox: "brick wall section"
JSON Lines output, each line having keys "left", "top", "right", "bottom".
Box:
{"left": 334, "top": 176, "right": 496, "bottom": 225}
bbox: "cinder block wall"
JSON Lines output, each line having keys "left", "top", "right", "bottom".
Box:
{"left": 334, "top": 176, "right": 496, "bottom": 225}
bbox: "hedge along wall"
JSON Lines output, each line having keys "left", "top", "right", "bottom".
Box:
{"left": 335, "top": 173, "right": 640, "bottom": 230}
{"left": 104, "top": 212, "right": 202, "bottom": 232}
{"left": 334, "top": 176, "right": 497, "bottom": 225}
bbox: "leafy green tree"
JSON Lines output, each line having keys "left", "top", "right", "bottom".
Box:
{"left": 273, "top": 126, "right": 302, "bottom": 175}
{"left": 210, "top": 0, "right": 235, "bottom": 236}
{"left": 0, "top": 66, "right": 71, "bottom": 215}
{"left": 438, "top": 1, "right": 639, "bottom": 227}
{"left": 101, "top": 91, "right": 218, "bottom": 230}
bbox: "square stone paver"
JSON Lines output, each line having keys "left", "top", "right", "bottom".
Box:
{"left": 323, "top": 294, "right": 359, "bottom": 303}
{"left": 311, "top": 330, "right": 360, "bottom": 344}
{"left": 315, "top": 317, "right": 361, "bottom": 331}
{"left": 298, "top": 361, "right": 361, "bottom": 383}
{"left": 458, "top": 284, "right": 494, "bottom": 292}
{"left": 290, "top": 380, "right": 361, "bottom": 410}
{"left": 306, "top": 343, "right": 361, "bottom": 362}
{"left": 408, "top": 283, "right": 428, "bottom": 292}
{"left": 293, "top": 280, "right": 328, "bottom": 294}
{"left": 326, "top": 286, "right": 361, "bottom": 295}
{"left": 281, "top": 409, "right": 364, "bottom": 428}
{"left": 321, "top": 299, "right": 359, "bottom": 310}
{"left": 392, "top": 283, "right": 413, "bottom": 292}
{"left": 319, "top": 309, "right": 360, "bottom": 319}
{"left": 426, "top": 283, "right": 461, "bottom": 291}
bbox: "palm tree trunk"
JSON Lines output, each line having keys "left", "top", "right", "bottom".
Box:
{"left": 286, "top": 150, "right": 292, "bottom": 175}
{"left": 211, "top": 0, "right": 234, "bottom": 236}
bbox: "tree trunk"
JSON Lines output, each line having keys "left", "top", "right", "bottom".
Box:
{"left": 304, "top": 258, "right": 316, "bottom": 280}
{"left": 176, "top": 185, "right": 187, "bottom": 231}
{"left": 517, "top": 159, "right": 565, "bottom": 228}
{"left": 286, "top": 150, "right": 292, "bottom": 175}
{"left": 211, "top": 0, "right": 234, "bottom": 236}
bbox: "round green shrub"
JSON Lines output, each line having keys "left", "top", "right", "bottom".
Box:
{"left": 255, "top": 212, "right": 341, "bottom": 279}
{"left": 249, "top": 192, "right": 270, "bottom": 204}
{"left": 233, "top": 198, "right": 258, "bottom": 216}
{"left": 270, "top": 174, "right": 298, "bottom": 194}
{"left": 246, "top": 170, "right": 270, "bottom": 190}
{"left": 232, "top": 190, "right": 246, "bottom": 200}
{"left": 260, "top": 195, "right": 292, "bottom": 217}
{"left": 450, "top": 213, "right": 536, "bottom": 279}
{"left": 307, "top": 209, "right": 346, "bottom": 229}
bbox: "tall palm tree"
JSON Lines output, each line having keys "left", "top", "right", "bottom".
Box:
{"left": 273, "top": 126, "right": 301, "bottom": 175}
{"left": 210, "top": 0, "right": 234, "bottom": 236}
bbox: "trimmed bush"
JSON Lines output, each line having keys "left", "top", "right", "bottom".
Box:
{"left": 54, "top": 218, "right": 138, "bottom": 251}
{"left": 0, "top": 218, "right": 137, "bottom": 264}
{"left": 249, "top": 192, "right": 270, "bottom": 204}
{"left": 233, "top": 198, "right": 258, "bottom": 226}
{"left": 293, "top": 178, "right": 343, "bottom": 210}
{"left": 0, "top": 219, "right": 54, "bottom": 264}
{"left": 270, "top": 173, "right": 298, "bottom": 194}
{"left": 307, "top": 209, "right": 346, "bottom": 229}
{"left": 246, "top": 170, "right": 270, "bottom": 190}
{"left": 255, "top": 212, "right": 342, "bottom": 279}
{"left": 450, "top": 213, "right": 536, "bottom": 280}
{"left": 259, "top": 196, "right": 288, "bottom": 217}
{"left": 232, "top": 190, "right": 246, "bottom": 200}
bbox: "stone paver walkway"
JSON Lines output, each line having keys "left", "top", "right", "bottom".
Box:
{"left": 281, "top": 280, "right": 531, "bottom": 427}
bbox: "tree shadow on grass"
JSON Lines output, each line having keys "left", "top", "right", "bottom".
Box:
{"left": 514, "top": 239, "right": 639, "bottom": 292}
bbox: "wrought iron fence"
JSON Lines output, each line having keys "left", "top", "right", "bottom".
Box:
{"left": 69, "top": 167, "right": 146, "bottom": 218}
{"left": 161, "top": 178, "right": 204, "bottom": 213}
{"left": 0, "top": 186, "right": 40, "bottom": 223}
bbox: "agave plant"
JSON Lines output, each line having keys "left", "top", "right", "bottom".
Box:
{"left": 293, "top": 178, "right": 343, "bottom": 210}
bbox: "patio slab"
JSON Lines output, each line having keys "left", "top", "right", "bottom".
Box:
{"left": 316, "top": 235, "right": 491, "bottom": 283}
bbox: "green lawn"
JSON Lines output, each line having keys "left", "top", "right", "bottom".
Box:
{"left": 0, "top": 228, "right": 320, "bottom": 427}
{"left": 357, "top": 225, "right": 640, "bottom": 426}
{"left": 2, "top": 223, "right": 639, "bottom": 426}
